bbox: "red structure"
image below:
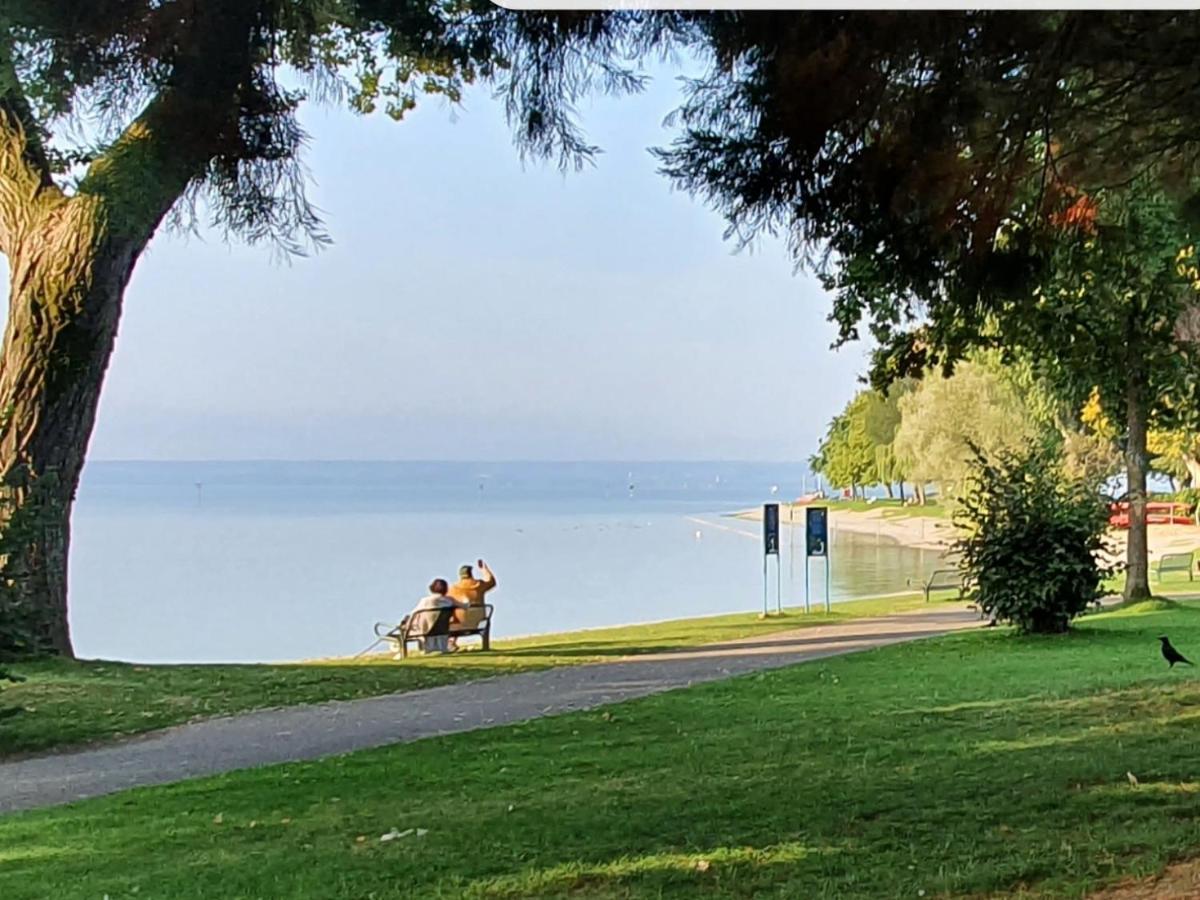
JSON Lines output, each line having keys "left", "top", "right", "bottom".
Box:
{"left": 1109, "top": 501, "right": 1195, "bottom": 528}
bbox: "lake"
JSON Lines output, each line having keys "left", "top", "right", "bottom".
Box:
{"left": 69, "top": 461, "right": 945, "bottom": 662}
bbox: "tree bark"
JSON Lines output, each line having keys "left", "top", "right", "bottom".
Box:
{"left": 898, "top": 481, "right": 907, "bottom": 503}
{"left": 884, "top": 482, "right": 894, "bottom": 499}
{"left": 0, "top": 202, "right": 145, "bottom": 655}
{"left": 1124, "top": 363, "right": 1152, "bottom": 602}
{"left": 0, "top": 3, "right": 259, "bottom": 656}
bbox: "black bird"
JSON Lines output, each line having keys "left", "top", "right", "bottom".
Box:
{"left": 1159, "top": 636, "right": 1194, "bottom": 668}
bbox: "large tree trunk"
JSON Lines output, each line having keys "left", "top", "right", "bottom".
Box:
{"left": 884, "top": 482, "right": 894, "bottom": 499}
{"left": 898, "top": 481, "right": 906, "bottom": 503}
{"left": 0, "top": 201, "right": 144, "bottom": 656}
{"left": 0, "top": 0, "right": 256, "bottom": 657}
{"left": 1124, "top": 364, "right": 1151, "bottom": 602}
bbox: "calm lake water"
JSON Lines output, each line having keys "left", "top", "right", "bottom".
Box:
{"left": 69, "top": 461, "right": 945, "bottom": 663}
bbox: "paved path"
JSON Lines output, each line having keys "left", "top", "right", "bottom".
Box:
{"left": 0, "top": 605, "right": 982, "bottom": 815}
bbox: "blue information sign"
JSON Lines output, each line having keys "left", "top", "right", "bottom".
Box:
{"left": 763, "top": 503, "right": 780, "bottom": 556}
{"left": 806, "top": 506, "right": 828, "bottom": 557}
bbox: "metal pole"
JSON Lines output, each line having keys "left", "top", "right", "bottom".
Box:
{"left": 804, "top": 556, "right": 811, "bottom": 614}
{"left": 776, "top": 556, "right": 782, "bottom": 614}
{"left": 763, "top": 553, "right": 768, "bottom": 616}
{"left": 825, "top": 544, "right": 832, "bottom": 613}
{"left": 788, "top": 504, "right": 795, "bottom": 598}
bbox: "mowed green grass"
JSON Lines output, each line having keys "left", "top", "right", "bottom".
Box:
{"left": 0, "top": 592, "right": 938, "bottom": 758}
{"left": 4, "top": 601, "right": 1200, "bottom": 898}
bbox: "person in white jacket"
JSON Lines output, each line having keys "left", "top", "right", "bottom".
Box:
{"left": 408, "top": 579, "right": 468, "bottom": 653}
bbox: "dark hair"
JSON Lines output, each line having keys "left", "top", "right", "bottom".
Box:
{"left": 429, "top": 578, "right": 449, "bottom": 594}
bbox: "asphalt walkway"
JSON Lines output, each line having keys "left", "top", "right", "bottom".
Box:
{"left": 0, "top": 604, "right": 982, "bottom": 815}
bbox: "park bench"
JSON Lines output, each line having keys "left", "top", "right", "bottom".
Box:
{"left": 921, "top": 568, "right": 966, "bottom": 603}
{"left": 1156, "top": 551, "right": 1196, "bottom": 582}
{"left": 375, "top": 604, "right": 495, "bottom": 659}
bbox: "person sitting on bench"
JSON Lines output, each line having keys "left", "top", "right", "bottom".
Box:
{"left": 409, "top": 579, "right": 468, "bottom": 654}
{"left": 449, "top": 559, "right": 497, "bottom": 633}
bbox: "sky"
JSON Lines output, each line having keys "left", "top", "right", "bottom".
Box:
{"left": 1, "top": 62, "right": 870, "bottom": 462}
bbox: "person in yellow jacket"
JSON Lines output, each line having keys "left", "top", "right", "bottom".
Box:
{"left": 448, "top": 559, "right": 496, "bottom": 635}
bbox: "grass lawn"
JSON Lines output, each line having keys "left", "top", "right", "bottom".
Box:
{"left": 4, "top": 600, "right": 1200, "bottom": 898}
{"left": 0, "top": 592, "right": 938, "bottom": 758}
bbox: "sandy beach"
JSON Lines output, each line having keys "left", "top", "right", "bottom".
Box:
{"left": 733, "top": 503, "right": 1200, "bottom": 563}
{"left": 733, "top": 504, "right": 954, "bottom": 551}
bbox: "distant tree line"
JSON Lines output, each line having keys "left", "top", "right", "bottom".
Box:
{"left": 811, "top": 352, "right": 1200, "bottom": 511}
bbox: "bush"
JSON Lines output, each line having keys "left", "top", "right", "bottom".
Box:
{"left": 954, "top": 444, "right": 1116, "bottom": 634}
{"left": 0, "top": 663, "right": 23, "bottom": 720}
{"left": 1175, "top": 487, "right": 1200, "bottom": 525}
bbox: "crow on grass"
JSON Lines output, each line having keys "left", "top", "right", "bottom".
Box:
{"left": 1159, "top": 636, "right": 1194, "bottom": 668}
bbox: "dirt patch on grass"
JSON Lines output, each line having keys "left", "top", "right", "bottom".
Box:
{"left": 1088, "top": 858, "right": 1200, "bottom": 898}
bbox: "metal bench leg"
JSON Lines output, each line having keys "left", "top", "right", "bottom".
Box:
{"left": 482, "top": 624, "right": 491, "bottom": 652}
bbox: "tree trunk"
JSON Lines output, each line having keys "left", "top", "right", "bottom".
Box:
{"left": 1185, "top": 455, "right": 1200, "bottom": 488}
{"left": 884, "top": 482, "right": 894, "bottom": 499}
{"left": 0, "top": 0, "right": 257, "bottom": 657}
{"left": 0, "top": 200, "right": 144, "bottom": 656}
{"left": 898, "top": 481, "right": 907, "bottom": 503}
{"left": 1124, "top": 364, "right": 1152, "bottom": 603}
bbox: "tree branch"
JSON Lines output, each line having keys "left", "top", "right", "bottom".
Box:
{"left": 76, "top": 1, "right": 262, "bottom": 244}
{"left": 0, "top": 37, "right": 62, "bottom": 256}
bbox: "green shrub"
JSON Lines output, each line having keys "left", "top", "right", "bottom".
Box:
{"left": 0, "top": 663, "right": 23, "bottom": 720}
{"left": 1175, "top": 487, "right": 1200, "bottom": 525}
{"left": 954, "top": 444, "right": 1116, "bottom": 634}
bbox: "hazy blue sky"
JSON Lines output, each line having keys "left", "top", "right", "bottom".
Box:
{"left": 4, "top": 62, "right": 870, "bottom": 462}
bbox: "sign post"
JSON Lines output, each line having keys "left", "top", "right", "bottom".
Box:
{"left": 788, "top": 503, "right": 795, "bottom": 603}
{"left": 805, "top": 506, "right": 829, "bottom": 613}
{"left": 763, "top": 502, "right": 780, "bottom": 615}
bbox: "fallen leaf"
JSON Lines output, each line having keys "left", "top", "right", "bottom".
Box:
{"left": 695, "top": 860, "right": 711, "bottom": 872}
{"left": 212, "top": 814, "right": 224, "bottom": 825}
{"left": 1127, "top": 771, "right": 1140, "bottom": 788}
{"left": 416, "top": 828, "right": 429, "bottom": 837}
{"left": 355, "top": 835, "right": 367, "bottom": 844}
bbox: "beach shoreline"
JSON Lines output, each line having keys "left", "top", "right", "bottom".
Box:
{"left": 730, "top": 502, "right": 1200, "bottom": 562}
{"left": 730, "top": 503, "right": 954, "bottom": 552}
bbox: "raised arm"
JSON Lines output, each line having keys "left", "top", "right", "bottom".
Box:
{"left": 478, "top": 559, "right": 496, "bottom": 590}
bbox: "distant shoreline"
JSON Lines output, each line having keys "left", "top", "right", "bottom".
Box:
{"left": 730, "top": 503, "right": 955, "bottom": 552}
{"left": 730, "top": 501, "right": 1200, "bottom": 561}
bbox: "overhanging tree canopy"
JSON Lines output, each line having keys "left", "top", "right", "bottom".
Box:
{"left": 0, "top": 2, "right": 671, "bottom": 657}
{"left": 656, "top": 10, "right": 1200, "bottom": 600}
